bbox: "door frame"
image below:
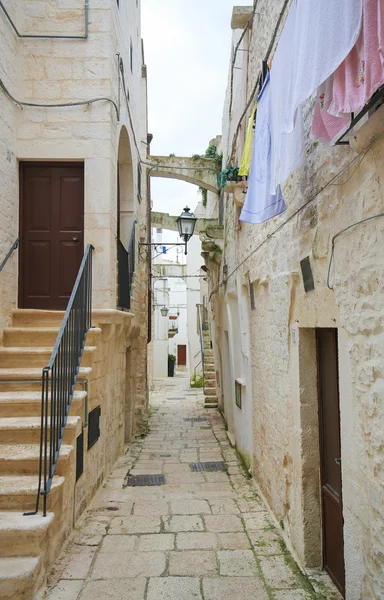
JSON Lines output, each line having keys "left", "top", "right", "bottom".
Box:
{"left": 316, "top": 327, "right": 345, "bottom": 596}
{"left": 18, "top": 161, "right": 84, "bottom": 309}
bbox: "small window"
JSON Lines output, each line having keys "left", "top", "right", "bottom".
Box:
{"left": 88, "top": 406, "right": 101, "bottom": 450}
{"left": 137, "top": 163, "right": 142, "bottom": 202}
{"left": 76, "top": 432, "right": 84, "bottom": 481}
{"left": 249, "top": 281, "right": 255, "bottom": 310}
{"left": 235, "top": 381, "right": 242, "bottom": 409}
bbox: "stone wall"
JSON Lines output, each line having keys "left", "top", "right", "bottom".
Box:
{"left": 0, "top": 1, "right": 21, "bottom": 341}
{"left": 207, "top": 2, "right": 384, "bottom": 598}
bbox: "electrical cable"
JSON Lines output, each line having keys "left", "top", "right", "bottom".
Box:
{"left": 210, "top": 132, "right": 384, "bottom": 300}
{"left": 327, "top": 213, "right": 384, "bottom": 290}
{"left": 229, "top": 0, "right": 290, "bottom": 164}
{"left": 228, "top": 1, "right": 259, "bottom": 117}
{"left": 0, "top": 0, "right": 89, "bottom": 39}
{"left": 0, "top": 77, "right": 119, "bottom": 118}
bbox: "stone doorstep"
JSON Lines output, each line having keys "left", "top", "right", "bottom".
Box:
{"left": 0, "top": 556, "right": 41, "bottom": 600}
{"left": 0, "top": 512, "right": 55, "bottom": 558}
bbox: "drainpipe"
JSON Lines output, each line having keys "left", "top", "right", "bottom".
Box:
{"left": 0, "top": 0, "right": 89, "bottom": 39}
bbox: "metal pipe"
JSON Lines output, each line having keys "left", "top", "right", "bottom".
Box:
{"left": 0, "top": 0, "right": 89, "bottom": 39}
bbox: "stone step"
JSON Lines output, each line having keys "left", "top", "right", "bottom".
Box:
{"left": 204, "top": 402, "right": 218, "bottom": 409}
{"left": 0, "top": 475, "right": 65, "bottom": 511}
{"left": 3, "top": 327, "right": 101, "bottom": 348}
{"left": 0, "top": 346, "right": 96, "bottom": 369}
{"left": 0, "top": 416, "right": 81, "bottom": 445}
{"left": 12, "top": 310, "right": 65, "bottom": 329}
{"left": 0, "top": 444, "right": 73, "bottom": 476}
{"left": 204, "top": 388, "right": 217, "bottom": 396}
{"left": 0, "top": 367, "right": 91, "bottom": 392}
{"left": 204, "top": 366, "right": 215, "bottom": 374}
{"left": 0, "top": 390, "right": 86, "bottom": 418}
{"left": 0, "top": 511, "right": 55, "bottom": 557}
{"left": 204, "top": 349, "right": 213, "bottom": 357}
{"left": 204, "top": 357, "right": 215, "bottom": 365}
{"left": 204, "top": 395, "right": 218, "bottom": 405}
{"left": 204, "top": 371, "right": 216, "bottom": 380}
{"left": 0, "top": 556, "right": 41, "bottom": 600}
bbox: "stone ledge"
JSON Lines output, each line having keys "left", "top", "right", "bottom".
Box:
{"left": 231, "top": 6, "right": 253, "bottom": 30}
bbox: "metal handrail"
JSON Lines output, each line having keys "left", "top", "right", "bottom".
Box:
{"left": 197, "top": 304, "right": 205, "bottom": 385}
{"left": 117, "top": 221, "right": 136, "bottom": 310}
{"left": 27, "top": 244, "right": 94, "bottom": 517}
{"left": 0, "top": 237, "right": 20, "bottom": 272}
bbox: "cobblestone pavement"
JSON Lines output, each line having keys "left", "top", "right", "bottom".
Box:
{"left": 41, "top": 375, "right": 340, "bottom": 600}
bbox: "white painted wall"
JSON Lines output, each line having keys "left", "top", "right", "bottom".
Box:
{"left": 186, "top": 234, "right": 203, "bottom": 376}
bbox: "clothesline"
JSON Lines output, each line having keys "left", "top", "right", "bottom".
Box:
{"left": 239, "top": 0, "right": 384, "bottom": 226}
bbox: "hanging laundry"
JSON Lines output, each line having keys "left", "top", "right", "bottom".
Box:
{"left": 311, "top": 76, "right": 351, "bottom": 144}
{"left": 240, "top": 73, "right": 286, "bottom": 225}
{"left": 330, "top": 0, "right": 384, "bottom": 116}
{"left": 238, "top": 103, "right": 257, "bottom": 177}
{"left": 269, "top": 0, "right": 304, "bottom": 194}
{"left": 283, "top": 0, "right": 363, "bottom": 134}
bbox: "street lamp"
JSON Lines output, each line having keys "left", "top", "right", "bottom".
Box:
{"left": 139, "top": 207, "right": 198, "bottom": 258}
{"left": 160, "top": 306, "right": 169, "bottom": 317}
{"left": 176, "top": 207, "right": 197, "bottom": 251}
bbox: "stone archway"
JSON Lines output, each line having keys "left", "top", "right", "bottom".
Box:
{"left": 117, "top": 125, "right": 134, "bottom": 247}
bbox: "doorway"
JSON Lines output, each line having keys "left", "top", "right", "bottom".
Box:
{"left": 316, "top": 328, "right": 345, "bottom": 596}
{"left": 19, "top": 163, "right": 84, "bottom": 310}
{"left": 177, "top": 344, "right": 187, "bottom": 366}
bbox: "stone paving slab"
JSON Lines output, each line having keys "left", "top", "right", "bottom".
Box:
{"left": 40, "top": 376, "right": 340, "bottom": 600}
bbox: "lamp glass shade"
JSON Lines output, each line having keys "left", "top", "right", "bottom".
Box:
{"left": 160, "top": 307, "right": 169, "bottom": 317}
{"left": 177, "top": 206, "right": 197, "bottom": 241}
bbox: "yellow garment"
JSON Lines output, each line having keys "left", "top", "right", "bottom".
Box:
{"left": 238, "top": 103, "right": 257, "bottom": 177}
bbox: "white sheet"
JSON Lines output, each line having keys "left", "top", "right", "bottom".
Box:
{"left": 269, "top": 0, "right": 304, "bottom": 194}
{"left": 283, "top": 0, "right": 363, "bottom": 133}
{"left": 240, "top": 73, "right": 286, "bottom": 225}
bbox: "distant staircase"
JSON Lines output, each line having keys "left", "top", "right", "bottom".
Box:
{"left": 203, "top": 331, "right": 218, "bottom": 408}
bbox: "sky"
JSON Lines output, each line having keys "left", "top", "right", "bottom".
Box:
{"left": 141, "top": 0, "right": 251, "bottom": 217}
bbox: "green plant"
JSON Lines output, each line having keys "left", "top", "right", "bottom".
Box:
{"left": 198, "top": 186, "right": 207, "bottom": 207}
{"left": 190, "top": 373, "right": 204, "bottom": 388}
{"left": 169, "top": 152, "right": 175, "bottom": 157}
{"left": 168, "top": 353, "right": 176, "bottom": 363}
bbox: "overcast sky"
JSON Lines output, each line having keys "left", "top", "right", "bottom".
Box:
{"left": 142, "top": 0, "right": 251, "bottom": 216}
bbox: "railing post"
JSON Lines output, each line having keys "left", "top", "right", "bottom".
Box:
{"left": 27, "top": 245, "right": 94, "bottom": 516}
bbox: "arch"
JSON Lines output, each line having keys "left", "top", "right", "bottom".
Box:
{"left": 117, "top": 125, "right": 134, "bottom": 246}
{"left": 149, "top": 155, "right": 219, "bottom": 193}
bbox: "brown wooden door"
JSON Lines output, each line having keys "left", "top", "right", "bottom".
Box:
{"left": 316, "top": 328, "right": 345, "bottom": 596}
{"left": 20, "top": 163, "right": 84, "bottom": 310}
{"left": 177, "top": 345, "right": 187, "bottom": 366}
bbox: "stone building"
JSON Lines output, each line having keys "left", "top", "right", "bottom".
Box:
{"left": 202, "top": 3, "right": 384, "bottom": 599}
{"left": 0, "top": 0, "right": 150, "bottom": 597}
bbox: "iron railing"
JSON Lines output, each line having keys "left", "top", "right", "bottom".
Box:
{"left": 197, "top": 304, "right": 205, "bottom": 385}
{"left": 28, "top": 244, "right": 94, "bottom": 517}
{"left": 0, "top": 237, "right": 20, "bottom": 272}
{"left": 117, "top": 221, "right": 136, "bottom": 310}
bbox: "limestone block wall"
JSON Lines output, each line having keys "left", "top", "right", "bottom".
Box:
{"left": 209, "top": 2, "right": 384, "bottom": 597}
{"left": 74, "top": 311, "right": 136, "bottom": 519}
{"left": 0, "top": 1, "right": 21, "bottom": 340}
{"left": 0, "top": 0, "right": 147, "bottom": 311}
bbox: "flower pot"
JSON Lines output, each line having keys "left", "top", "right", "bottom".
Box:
{"left": 168, "top": 360, "right": 175, "bottom": 377}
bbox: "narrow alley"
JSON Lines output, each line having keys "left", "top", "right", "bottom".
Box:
{"left": 40, "top": 375, "right": 340, "bottom": 600}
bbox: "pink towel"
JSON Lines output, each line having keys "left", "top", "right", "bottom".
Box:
{"left": 331, "top": 0, "right": 384, "bottom": 115}
{"left": 311, "top": 77, "right": 350, "bottom": 144}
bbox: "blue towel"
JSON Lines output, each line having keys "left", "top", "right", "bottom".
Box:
{"left": 240, "top": 73, "right": 286, "bottom": 225}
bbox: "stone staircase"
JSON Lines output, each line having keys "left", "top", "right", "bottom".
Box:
{"left": 203, "top": 331, "right": 218, "bottom": 408}
{"left": 0, "top": 310, "right": 100, "bottom": 600}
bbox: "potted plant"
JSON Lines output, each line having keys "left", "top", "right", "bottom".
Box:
{"left": 168, "top": 354, "right": 176, "bottom": 377}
